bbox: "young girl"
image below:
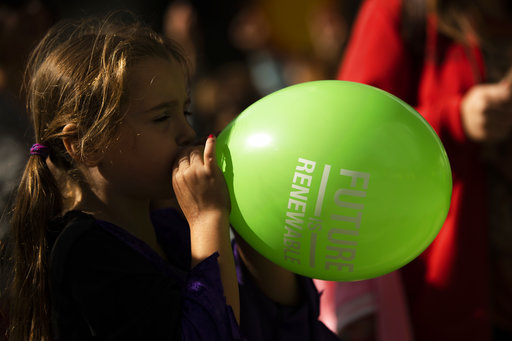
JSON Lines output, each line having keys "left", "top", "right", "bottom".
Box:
{"left": 4, "top": 13, "right": 337, "bottom": 341}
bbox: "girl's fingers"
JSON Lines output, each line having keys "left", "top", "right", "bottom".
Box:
{"left": 203, "top": 134, "right": 216, "bottom": 171}
{"left": 174, "top": 136, "right": 216, "bottom": 176}
{"left": 174, "top": 145, "right": 201, "bottom": 170}
{"left": 176, "top": 152, "right": 190, "bottom": 169}
{"left": 189, "top": 145, "right": 204, "bottom": 165}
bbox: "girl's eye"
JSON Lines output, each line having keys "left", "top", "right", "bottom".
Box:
{"left": 153, "top": 114, "right": 171, "bottom": 123}
{"left": 184, "top": 110, "right": 192, "bottom": 117}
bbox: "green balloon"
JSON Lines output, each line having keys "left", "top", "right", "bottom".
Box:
{"left": 216, "top": 80, "right": 452, "bottom": 281}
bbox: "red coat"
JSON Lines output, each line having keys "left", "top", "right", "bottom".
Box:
{"left": 338, "top": 0, "right": 491, "bottom": 339}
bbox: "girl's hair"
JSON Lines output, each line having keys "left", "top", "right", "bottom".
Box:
{"left": 6, "top": 12, "right": 187, "bottom": 341}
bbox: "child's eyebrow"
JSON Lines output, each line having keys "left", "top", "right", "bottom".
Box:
{"left": 144, "top": 100, "right": 180, "bottom": 113}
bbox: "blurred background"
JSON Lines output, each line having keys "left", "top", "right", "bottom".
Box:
{"left": 0, "top": 0, "right": 363, "bottom": 133}
{"left": 0, "top": 0, "right": 362, "bottom": 231}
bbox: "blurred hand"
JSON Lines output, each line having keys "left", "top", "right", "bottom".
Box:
{"left": 461, "top": 81, "right": 512, "bottom": 142}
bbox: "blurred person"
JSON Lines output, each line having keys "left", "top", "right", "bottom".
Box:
{"left": 229, "top": 0, "right": 349, "bottom": 97}
{"left": 316, "top": 0, "right": 512, "bottom": 340}
{"left": 163, "top": 0, "right": 200, "bottom": 75}
{"left": 307, "top": 0, "right": 350, "bottom": 82}
{"left": 192, "top": 61, "right": 259, "bottom": 137}
{"left": 185, "top": 0, "right": 246, "bottom": 72}
{"left": 163, "top": 0, "right": 258, "bottom": 136}
{"left": 229, "top": 1, "right": 284, "bottom": 96}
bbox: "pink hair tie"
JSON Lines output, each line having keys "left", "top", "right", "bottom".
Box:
{"left": 30, "top": 143, "right": 49, "bottom": 160}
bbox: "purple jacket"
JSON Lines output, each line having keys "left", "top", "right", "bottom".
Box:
{"left": 48, "top": 208, "right": 337, "bottom": 340}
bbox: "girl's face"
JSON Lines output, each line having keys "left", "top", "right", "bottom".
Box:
{"left": 98, "top": 57, "right": 196, "bottom": 200}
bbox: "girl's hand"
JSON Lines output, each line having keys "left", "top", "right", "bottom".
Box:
{"left": 173, "top": 135, "right": 240, "bottom": 323}
{"left": 172, "top": 135, "right": 230, "bottom": 228}
{"left": 461, "top": 81, "right": 512, "bottom": 142}
{"left": 172, "top": 135, "right": 231, "bottom": 263}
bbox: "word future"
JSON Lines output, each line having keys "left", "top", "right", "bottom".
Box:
{"left": 283, "top": 158, "right": 370, "bottom": 272}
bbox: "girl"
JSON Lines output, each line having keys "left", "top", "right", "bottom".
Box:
{"left": 4, "top": 13, "right": 337, "bottom": 341}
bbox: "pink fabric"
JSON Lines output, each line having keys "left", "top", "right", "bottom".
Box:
{"left": 314, "top": 280, "right": 338, "bottom": 333}
{"left": 315, "top": 271, "right": 413, "bottom": 341}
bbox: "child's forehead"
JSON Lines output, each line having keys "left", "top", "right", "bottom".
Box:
{"left": 128, "top": 57, "right": 184, "bottom": 83}
{"left": 126, "top": 57, "right": 188, "bottom": 104}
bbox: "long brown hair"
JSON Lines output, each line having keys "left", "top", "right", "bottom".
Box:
{"left": 5, "top": 13, "right": 187, "bottom": 341}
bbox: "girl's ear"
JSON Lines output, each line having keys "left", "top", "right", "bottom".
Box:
{"left": 62, "top": 123, "right": 101, "bottom": 166}
{"left": 62, "top": 123, "right": 79, "bottom": 159}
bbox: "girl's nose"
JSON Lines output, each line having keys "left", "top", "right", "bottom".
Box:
{"left": 177, "top": 119, "right": 197, "bottom": 146}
